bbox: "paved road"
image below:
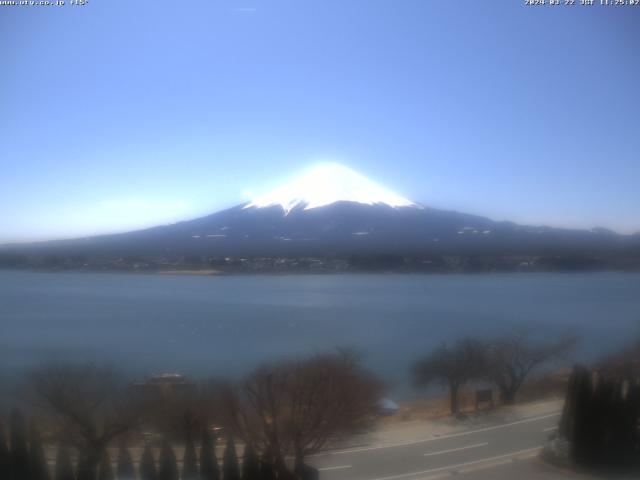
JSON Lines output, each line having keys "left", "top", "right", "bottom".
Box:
{"left": 307, "top": 412, "right": 570, "bottom": 480}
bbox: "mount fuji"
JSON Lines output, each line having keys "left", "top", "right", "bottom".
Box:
{"left": 243, "top": 163, "right": 420, "bottom": 214}
{"left": 2, "top": 163, "right": 638, "bottom": 265}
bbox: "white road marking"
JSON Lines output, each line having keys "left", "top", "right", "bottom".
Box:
{"left": 423, "top": 442, "right": 488, "bottom": 457}
{"left": 367, "top": 446, "right": 543, "bottom": 480}
{"left": 543, "top": 426, "right": 558, "bottom": 432}
{"left": 318, "top": 464, "right": 352, "bottom": 471}
{"left": 312, "top": 412, "right": 560, "bottom": 456}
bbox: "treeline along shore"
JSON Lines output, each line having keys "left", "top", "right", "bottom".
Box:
{"left": 2, "top": 251, "right": 640, "bottom": 274}
{"left": 2, "top": 335, "right": 640, "bottom": 479}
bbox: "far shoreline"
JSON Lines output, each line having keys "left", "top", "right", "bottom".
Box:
{"left": 1, "top": 266, "right": 640, "bottom": 277}
{"left": 156, "top": 269, "right": 221, "bottom": 276}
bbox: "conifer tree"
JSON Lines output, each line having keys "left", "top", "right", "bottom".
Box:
{"left": 608, "top": 380, "right": 627, "bottom": 465}
{"left": 54, "top": 444, "right": 75, "bottom": 480}
{"left": 241, "top": 444, "right": 260, "bottom": 480}
{"left": 158, "top": 440, "right": 178, "bottom": 480}
{"left": 0, "top": 421, "right": 10, "bottom": 480}
{"left": 586, "top": 377, "right": 612, "bottom": 465}
{"left": 10, "top": 408, "right": 30, "bottom": 480}
{"left": 29, "top": 421, "right": 50, "bottom": 480}
{"left": 76, "top": 455, "right": 93, "bottom": 480}
{"left": 116, "top": 442, "right": 136, "bottom": 480}
{"left": 182, "top": 436, "right": 198, "bottom": 480}
{"left": 222, "top": 438, "right": 240, "bottom": 480}
{"left": 199, "top": 429, "right": 219, "bottom": 480}
{"left": 622, "top": 380, "right": 640, "bottom": 464}
{"left": 139, "top": 444, "right": 156, "bottom": 480}
{"left": 570, "top": 366, "right": 593, "bottom": 465}
{"left": 258, "top": 452, "right": 275, "bottom": 480}
{"left": 98, "top": 449, "right": 115, "bottom": 480}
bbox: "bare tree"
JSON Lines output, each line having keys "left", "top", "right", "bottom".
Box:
{"left": 221, "top": 366, "right": 297, "bottom": 474}
{"left": 284, "top": 351, "right": 381, "bottom": 470}
{"left": 142, "top": 380, "right": 220, "bottom": 443}
{"left": 595, "top": 339, "right": 640, "bottom": 379}
{"left": 28, "top": 364, "right": 143, "bottom": 480}
{"left": 485, "top": 331, "right": 577, "bottom": 404}
{"left": 413, "top": 338, "right": 487, "bottom": 415}
{"left": 222, "top": 351, "right": 381, "bottom": 474}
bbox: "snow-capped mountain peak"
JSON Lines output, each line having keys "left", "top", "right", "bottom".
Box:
{"left": 243, "top": 163, "right": 420, "bottom": 214}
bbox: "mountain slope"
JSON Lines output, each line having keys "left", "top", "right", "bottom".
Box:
{"left": 4, "top": 201, "right": 633, "bottom": 258}
{"left": 2, "top": 164, "right": 637, "bottom": 260}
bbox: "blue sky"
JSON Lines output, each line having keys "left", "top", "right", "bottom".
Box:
{"left": 1, "top": 0, "right": 639, "bottom": 243}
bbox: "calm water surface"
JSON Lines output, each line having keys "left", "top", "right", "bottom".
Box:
{"left": 1, "top": 270, "right": 639, "bottom": 396}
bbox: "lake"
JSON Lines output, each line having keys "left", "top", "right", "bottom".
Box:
{"left": 1, "top": 270, "right": 639, "bottom": 397}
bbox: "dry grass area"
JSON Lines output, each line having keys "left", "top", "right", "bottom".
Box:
{"left": 380, "top": 369, "right": 571, "bottom": 426}
{"left": 379, "top": 389, "right": 489, "bottom": 425}
{"left": 518, "top": 368, "right": 571, "bottom": 402}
